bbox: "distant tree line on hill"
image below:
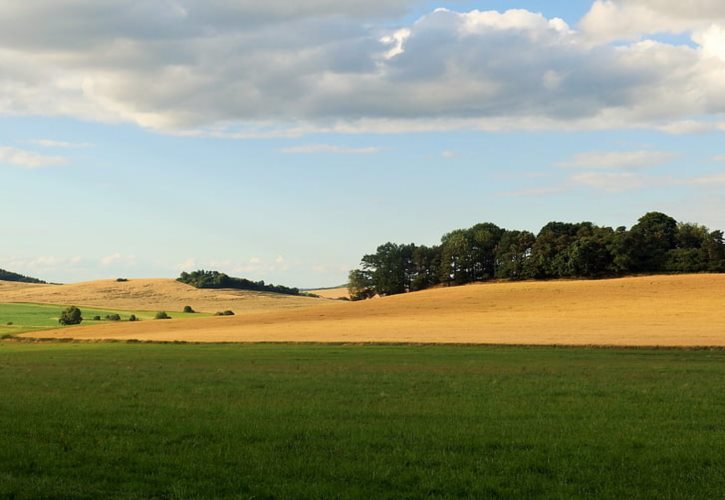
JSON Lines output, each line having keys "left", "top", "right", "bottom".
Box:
{"left": 178, "top": 270, "right": 301, "bottom": 296}
{"left": 0, "top": 268, "right": 46, "bottom": 284}
{"left": 348, "top": 212, "right": 725, "bottom": 300}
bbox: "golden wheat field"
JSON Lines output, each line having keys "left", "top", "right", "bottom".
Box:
{"left": 21, "top": 274, "right": 725, "bottom": 346}
{"left": 308, "top": 287, "right": 350, "bottom": 300}
{"left": 0, "top": 278, "right": 323, "bottom": 313}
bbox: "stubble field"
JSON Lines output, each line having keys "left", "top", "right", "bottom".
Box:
{"left": 23, "top": 274, "right": 725, "bottom": 347}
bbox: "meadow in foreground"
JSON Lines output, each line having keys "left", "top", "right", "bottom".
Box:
{"left": 1, "top": 343, "right": 724, "bottom": 498}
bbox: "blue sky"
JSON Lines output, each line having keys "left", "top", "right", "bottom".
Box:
{"left": 2, "top": 0, "right": 725, "bottom": 286}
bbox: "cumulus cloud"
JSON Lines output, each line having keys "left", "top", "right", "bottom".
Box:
{"left": 2, "top": 3, "right": 725, "bottom": 134}
{"left": 580, "top": 1, "right": 725, "bottom": 41}
{"left": 280, "top": 144, "right": 380, "bottom": 154}
{"left": 559, "top": 150, "right": 677, "bottom": 169}
{"left": 0, "top": 147, "right": 67, "bottom": 168}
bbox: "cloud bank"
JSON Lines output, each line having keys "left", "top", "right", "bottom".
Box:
{"left": 2, "top": 1, "right": 725, "bottom": 134}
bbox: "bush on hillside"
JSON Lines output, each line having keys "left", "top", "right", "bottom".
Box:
{"left": 129, "top": 314, "right": 138, "bottom": 322}
{"left": 154, "top": 311, "right": 171, "bottom": 320}
{"left": 183, "top": 305, "right": 195, "bottom": 313}
{"left": 59, "top": 306, "right": 83, "bottom": 326}
{"left": 106, "top": 314, "right": 121, "bottom": 321}
{"left": 214, "top": 310, "right": 235, "bottom": 316}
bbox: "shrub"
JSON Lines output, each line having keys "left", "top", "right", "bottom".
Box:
{"left": 6, "top": 321, "right": 13, "bottom": 326}
{"left": 116, "top": 278, "right": 128, "bottom": 282}
{"left": 214, "top": 310, "right": 235, "bottom": 316}
{"left": 183, "top": 305, "right": 195, "bottom": 313}
{"left": 92, "top": 316, "right": 101, "bottom": 321}
{"left": 128, "top": 314, "right": 138, "bottom": 322}
{"left": 105, "top": 314, "right": 121, "bottom": 321}
{"left": 59, "top": 306, "right": 83, "bottom": 325}
{"left": 154, "top": 311, "right": 171, "bottom": 320}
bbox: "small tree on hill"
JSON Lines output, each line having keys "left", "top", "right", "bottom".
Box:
{"left": 59, "top": 306, "right": 83, "bottom": 325}
{"left": 154, "top": 311, "right": 171, "bottom": 320}
{"left": 183, "top": 305, "right": 195, "bottom": 313}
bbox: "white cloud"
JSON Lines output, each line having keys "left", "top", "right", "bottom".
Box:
{"left": 30, "top": 139, "right": 92, "bottom": 149}
{"left": 580, "top": 0, "right": 725, "bottom": 42}
{"left": 2, "top": 4, "right": 725, "bottom": 134}
{"left": 441, "top": 150, "right": 457, "bottom": 159}
{"left": 559, "top": 150, "right": 677, "bottom": 169}
{"left": 713, "top": 155, "right": 725, "bottom": 162}
{"left": 655, "top": 120, "right": 725, "bottom": 135}
{"left": 685, "top": 172, "right": 725, "bottom": 185}
{"left": 177, "top": 257, "right": 197, "bottom": 270}
{"left": 100, "top": 253, "right": 137, "bottom": 267}
{"left": 281, "top": 144, "right": 380, "bottom": 154}
{"left": 570, "top": 172, "right": 650, "bottom": 191}
{"left": 0, "top": 146, "right": 67, "bottom": 168}
{"left": 1, "top": 255, "right": 83, "bottom": 278}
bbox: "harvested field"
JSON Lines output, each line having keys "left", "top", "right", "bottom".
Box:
{"left": 307, "top": 286, "right": 350, "bottom": 300}
{"left": 26, "top": 274, "right": 725, "bottom": 346}
{"left": 0, "top": 278, "right": 323, "bottom": 314}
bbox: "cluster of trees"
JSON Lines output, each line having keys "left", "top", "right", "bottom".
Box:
{"left": 348, "top": 212, "right": 725, "bottom": 300}
{"left": 178, "top": 270, "right": 301, "bottom": 296}
{"left": 0, "top": 268, "right": 45, "bottom": 284}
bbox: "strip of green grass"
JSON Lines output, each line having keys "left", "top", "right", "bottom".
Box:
{"left": 1, "top": 343, "right": 725, "bottom": 498}
{"left": 0, "top": 303, "right": 208, "bottom": 336}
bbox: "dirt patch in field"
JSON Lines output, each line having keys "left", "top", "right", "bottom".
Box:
{"left": 24, "top": 274, "right": 725, "bottom": 347}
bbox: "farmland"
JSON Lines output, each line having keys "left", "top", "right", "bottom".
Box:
{"left": 0, "top": 303, "right": 207, "bottom": 337}
{"left": 0, "top": 278, "right": 324, "bottom": 314}
{"left": 24, "top": 274, "right": 725, "bottom": 346}
{"left": 1, "top": 342, "right": 724, "bottom": 498}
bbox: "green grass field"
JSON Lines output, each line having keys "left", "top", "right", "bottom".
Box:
{"left": 0, "top": 303, "right": 208, "bottom": 337}
{"left": 1, "top": 343, "right": 725, "bottom": 498}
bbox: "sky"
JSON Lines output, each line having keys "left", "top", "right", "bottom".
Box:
{"left": 2, "top": 0, "right": 725, "bottom": 287}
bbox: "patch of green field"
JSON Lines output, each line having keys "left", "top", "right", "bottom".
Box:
{"left": 0, "top": 303, "right": 208, "bottom": 336}
{"left": 1, "top": 343, "right": 725, "bottom": 498}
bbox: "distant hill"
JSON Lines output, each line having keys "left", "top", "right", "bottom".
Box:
{"left": 0, "top": 278, "right": 323, "bottom": 313}
{"left": 0, "top": 268, "right": 46, "bottom": 284}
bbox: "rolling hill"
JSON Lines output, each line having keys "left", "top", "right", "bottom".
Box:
{"left": 0, "top": 278, "right": 325, "bottom": 313}
{"left": 24, "top": 274, "right": 725, "bottom": 347}
{"left": 307, "top": 286, "right": 350, "bottom": 300}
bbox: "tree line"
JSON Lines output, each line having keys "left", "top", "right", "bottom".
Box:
{"left": 178, "top": 270, "right": 302, "bottom": 296}
{"left": 0, "top": 268, "right": 46, "bottom": 284}
{"left": 348, "top": 212, "right": 725, "bottom": 300}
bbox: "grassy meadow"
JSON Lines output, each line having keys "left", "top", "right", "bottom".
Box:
{"left": 0, "top": 303, "right": 207, "bottom": 337}
{"left": 1, "top": 343, "right": 725, "bottom": 498}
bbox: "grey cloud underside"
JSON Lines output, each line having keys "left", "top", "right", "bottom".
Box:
{"left": 1, "top": 3, "right": 725, "bottom": 132}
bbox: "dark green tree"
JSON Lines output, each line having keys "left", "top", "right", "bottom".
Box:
{"left": 439, "top": 230, "right": 474, "bottom": 285}
{"left": 468, "top": 223, "right": 504, "bottom": 280}
{"left": 59, "top": 306, "right": 82, "bottom": 326}
{"left": 628, "top": 212, "right": 678, "bottom": 272}
{"left": 495, "top": 230, "right": 535, "bottom": 279}
{"left": 348, "top": 269, "right": 375, "bottom": 301}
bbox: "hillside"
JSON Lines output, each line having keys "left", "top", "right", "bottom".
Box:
{"left": 0, "top": 278, "right": 325, "bottom": 313}
{"left": 27, "top": 274, "right": 725, "bottom": 346}
{"left": 307, "top": 287, "right": 350, "bottom": 300}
